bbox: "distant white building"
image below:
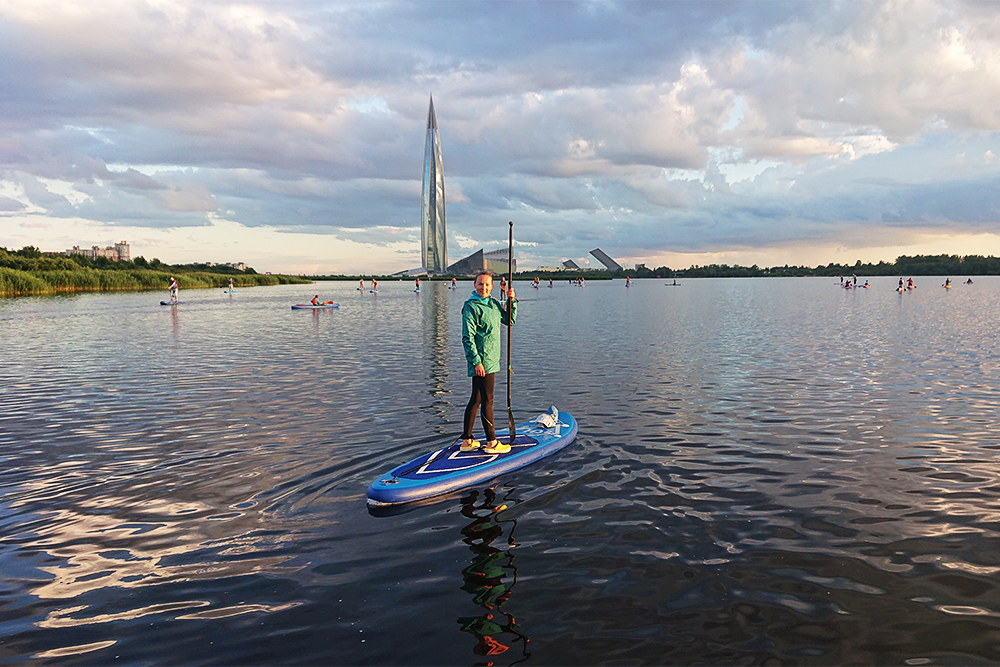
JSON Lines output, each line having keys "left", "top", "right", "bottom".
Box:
{"left": 65, "top": 241, "right": 130, "bottom": 262}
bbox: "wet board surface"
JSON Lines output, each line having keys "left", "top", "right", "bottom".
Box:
{"left": 291, "top": 303, "right": 340, "bottom": 309}
{"left": 367, "top": 411, "right": 577, "bottom": 507}
{"left": 160, "top": 301, "right": 183, "bottom": 305}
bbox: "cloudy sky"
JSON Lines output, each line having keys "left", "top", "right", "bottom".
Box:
{"left": 2, "top": 0, "right": 1000, "bottom": 274}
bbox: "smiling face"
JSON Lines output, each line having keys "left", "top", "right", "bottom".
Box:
{"left": 474, "top": 273, "right": 493, "bottom": 298}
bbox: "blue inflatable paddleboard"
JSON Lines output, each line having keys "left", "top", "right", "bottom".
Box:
{"left": 367, "top": 408, "right": 577, "bottom": 507}
{"left": 160, "top": 301, "right": 183, "bottom": 305}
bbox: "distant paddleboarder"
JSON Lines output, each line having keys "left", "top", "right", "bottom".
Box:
{"left": 460, "top": 271, "right": 517, "bottom": 455}
{"left": 168, "top": 276, "right": 179, "bottom": 303}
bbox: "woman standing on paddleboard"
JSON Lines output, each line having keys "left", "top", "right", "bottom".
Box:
{"left": 461, "top": 271, "right": 516, "bottom": 455}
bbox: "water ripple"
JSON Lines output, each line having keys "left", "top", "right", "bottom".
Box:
{"left": 3, "top": 279, "right": 1000, "bottom": 664}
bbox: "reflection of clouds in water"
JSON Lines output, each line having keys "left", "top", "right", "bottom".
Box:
{"left": 27, "top": 498, "right": 298, "bottom": 604}
{"left": 8, "top": 437, "right": 309, "bottom": 632}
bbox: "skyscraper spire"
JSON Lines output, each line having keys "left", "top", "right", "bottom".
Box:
{"left": 421, "top": 95, "right": 447, "bottom": 275}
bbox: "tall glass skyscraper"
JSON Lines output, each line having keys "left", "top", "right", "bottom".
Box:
{"left": 421, "top": 96, "right": 447, "bottom": 275}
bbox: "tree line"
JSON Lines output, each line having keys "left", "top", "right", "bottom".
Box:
{"left": 613, "top": 254, "right": 1000, "bottom": 279}
{"left": 0, "top": 245, "right": 258, "bottom": 275}
{"left": 0, "top": 246, "right": 308, "bottom": 296}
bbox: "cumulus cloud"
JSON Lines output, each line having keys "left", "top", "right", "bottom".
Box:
{"left": 0, "top": 195, "right": 25, "bottom": 212}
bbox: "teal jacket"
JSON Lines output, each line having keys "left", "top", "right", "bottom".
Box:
{"left": 462, "top": 292, "right": 517, "bottom": 376}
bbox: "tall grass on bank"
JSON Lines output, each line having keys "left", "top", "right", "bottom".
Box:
{"left": 0, "top": 267, "right": 52, "bottom": 295}
{"left": 0, "top": 267, "right": 309, "bottom": 296}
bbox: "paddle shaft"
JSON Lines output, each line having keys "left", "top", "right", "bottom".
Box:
{"left": 506, "top": 221, "right": 516, "bottom": 442}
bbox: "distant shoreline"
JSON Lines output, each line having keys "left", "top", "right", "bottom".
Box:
{"left": 307, "top": 253, "right": 1000, "bottom": 281}
{"left": 0, "top": 267, "right": 310, "bottom": 297}
{"left": 0, "top": 246, "right": 311, "bottom": 297}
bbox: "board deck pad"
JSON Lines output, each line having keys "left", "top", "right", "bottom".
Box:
{"left": 367, "top": 410, "right": 577, "bottom": 507}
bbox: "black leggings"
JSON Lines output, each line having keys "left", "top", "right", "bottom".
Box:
{"left": 463, "top": 373, "right": 496, "bottom": 442}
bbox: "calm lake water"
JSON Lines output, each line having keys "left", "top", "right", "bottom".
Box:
{"left": 2, "top": 276, "right": 1000, "bottom": 665}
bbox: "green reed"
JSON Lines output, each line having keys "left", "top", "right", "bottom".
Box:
{"left": 0, "top": 267, "right": 309, "bottom": 296}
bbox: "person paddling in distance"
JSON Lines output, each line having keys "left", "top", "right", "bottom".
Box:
{"left": 311, "top": 295, "right": 321, "bottom": 305}
{"left": 461, "top": 271, "right": 517, "bottom": 455}
{"left": 168, "top": 276, "right": 179, "bottom": 303}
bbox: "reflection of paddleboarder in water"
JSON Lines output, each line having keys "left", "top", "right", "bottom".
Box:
{"left": 456, "top": 488, "right": 530, "bottom": 661}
